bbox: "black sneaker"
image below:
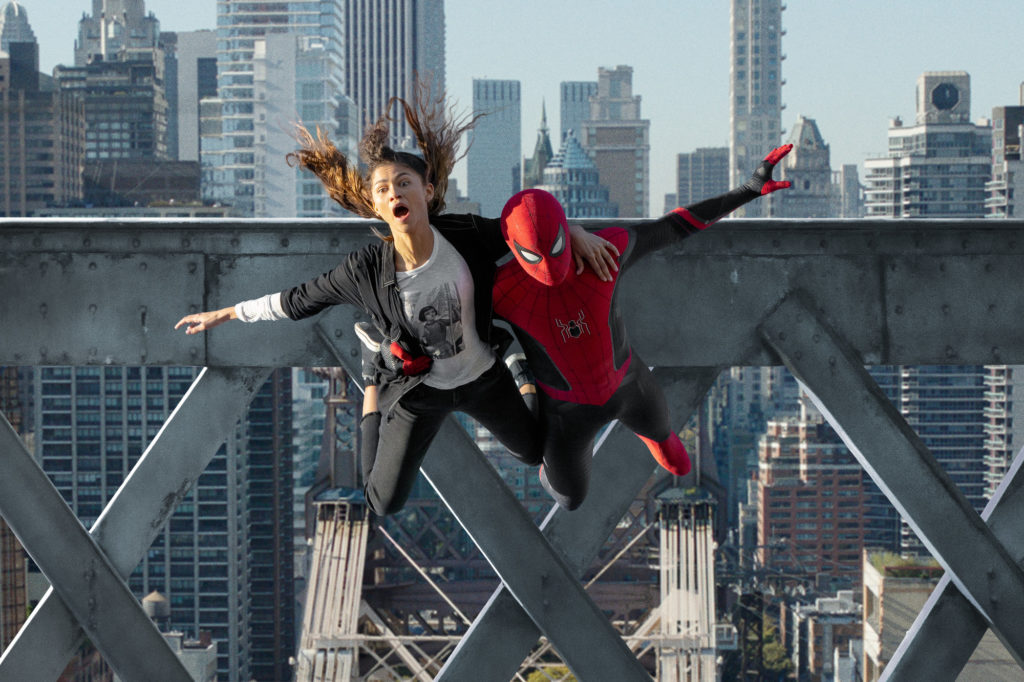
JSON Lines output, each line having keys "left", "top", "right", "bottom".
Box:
{"left": 505, "top": 353, "right": 535, "bottom": 390}
{"left": 354, "top": 322, "right": 383, "bottom": 386}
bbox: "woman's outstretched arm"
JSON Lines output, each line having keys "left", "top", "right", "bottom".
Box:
{"left": 174, "top": 292, "right": 288, "bottom": 334}
{"left": 174, "top": 307, "right": 237, "bottom": 335}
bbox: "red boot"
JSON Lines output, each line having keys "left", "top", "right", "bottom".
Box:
{"left": 637, "top": 432, "right": 691, "bottom": 476}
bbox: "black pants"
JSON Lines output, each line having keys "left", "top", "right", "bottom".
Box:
{"left": 360, "top": 358, "right": 541, "bottom": 516}
{"left": 539, "top": 358, "right": 670, "bottom": 510}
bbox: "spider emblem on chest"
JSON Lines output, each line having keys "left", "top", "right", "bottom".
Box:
{"left": 555, "top": 310, "right": 591, "bottom": 342}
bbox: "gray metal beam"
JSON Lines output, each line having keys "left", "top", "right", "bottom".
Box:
{"left": 881, "top": 445, "right": 1024, "bottom": 680}
{"left": 0, "top": 413, "right": 193, "bottom": 681}
{"left": 759, "top": 292, "right": 1024, "bottom": 667}
{"left": 0, "top": 366, "right": 271, "bottom": 681}
{"left": 435, "top": 368, "right": 719, "bottom": 681}
{"left": 4, "top": 220, "right": 1024, "bottom": 368}
{"left": 421, "top": 418, "right": 653, "bottom": 681}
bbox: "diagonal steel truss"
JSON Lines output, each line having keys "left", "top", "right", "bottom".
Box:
{"left": 759, "top": 292, "right": 1024, "bottom": 677}
{"left": 0, "top": 367, "right": 271, "bottom": 681}
{"left": 4, "top": 219, "right": 1024, "bottom": 679}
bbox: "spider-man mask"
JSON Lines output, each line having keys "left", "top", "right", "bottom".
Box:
{"left": 500, "top": 189, "right": 571, "bottom": 286}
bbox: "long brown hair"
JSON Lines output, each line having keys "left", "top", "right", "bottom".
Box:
{"left": 287, "top": 83, "right": 481, "bottom": 231}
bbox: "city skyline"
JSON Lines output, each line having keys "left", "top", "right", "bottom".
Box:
{"left": 24, "top": 0, "right": 1024, "bottom": 215}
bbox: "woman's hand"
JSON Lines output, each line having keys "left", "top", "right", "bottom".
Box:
{"left": 569, "top": 224, "right": 619, "bottom": 282}
{"left": 174, "top": 307, "right": 236, "bottom": 335}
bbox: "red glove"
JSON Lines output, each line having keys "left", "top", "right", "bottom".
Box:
{"left": 389, "top": 342, "right": 432, "bottom": 376}
{"left": 755, "top": 144, "right": 793, "bottom": 195}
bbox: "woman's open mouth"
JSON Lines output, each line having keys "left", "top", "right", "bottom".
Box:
{"left": 394, "top": 205, "right": 410, "bottom": 219}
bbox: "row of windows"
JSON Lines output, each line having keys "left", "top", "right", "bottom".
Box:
{"left": 41, "top": 367, "right": 190, "bottom": 380}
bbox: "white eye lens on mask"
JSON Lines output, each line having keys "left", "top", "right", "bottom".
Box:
{"left": 515, "top": 242, "right": 542, "bottom": 264}
{"left": 550, "top": 226, "right": 565, "bottom": 257}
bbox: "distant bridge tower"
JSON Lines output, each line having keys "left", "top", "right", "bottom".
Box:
{"left": 294, "top": 367, "right": 368, "bottom": 680}
{"left": 658, "top": 490, "right": 718, "bottom": 681}
{"left": 294, "top": 495, "right": 370, "bottom": 680}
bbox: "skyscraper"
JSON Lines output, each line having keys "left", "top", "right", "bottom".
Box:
{"left": 0, "top": 0, "right": 34, "bottom": 51}
{"left": 169, "top": 30, "right": 217, "bottom": 163}
{"left": 776, "top": 115, "right": 832, "bottom": 218}
{"left": 73, "top": 0, "right": 161, "bottom": 65}
{"left": 522, "top": 103, "right": 553, "bottom": 190}
{"left": 560, "top": 80, "right": 597, "bottom": 144}
{"left": 56, "top": 0, "right": 171, "bottom": 163}
{"left": 245, "top": 370, "right": 295, "bottom": 682}
{"left": 343, "top": 0, "right": 445, "bottom": 140}
{"left": 468, "top": 78, "right": 520, "bottom": 217}
{"left": 252, "top": 31, "right": 359, "bottom": 218}
{"left": 205, "top": 0, "right": 345, "bottom": 216}
{"left": 898, "top": 365, "right": 988, "bottom": 552}
{"left": 864, "top": 72, "right": 991, "bottom": 219}
{"left": 0, "top": 367, "right": 27, "bottom": 652}
{"left": 982, "top": 366, "right": 1024, "bottom": 500}
{"left": 986, "top": 103, "right": 1024, "bottom": 219}
{"left": 831, "top": 164, "right": 864, "bottom": 219}
{"left": 32, "top": 366, "right": 294, "bottom": 679}
{"left": 0, "top": 518, "right": 25, "bottom": 652}
{"left": 756, "top": 402, "right": 866, "bottom": 586}
{"left": 676, "top": 147, "right": 729, "bottom": 207}
{"left": 534, "top": 130, "right": 616, "bottom": 218}
{"left": 729, "top": 0, "right": 784, "bottom": 217}
{"left": 0, "top": 23, "right": 85, "bottom": 216}
{"left": 580, "top": 66, "right": 650, "bottom": 218}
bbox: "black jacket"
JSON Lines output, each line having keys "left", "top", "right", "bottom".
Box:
{"left": 279, "top": 213, "right": 510, "bottom": 414}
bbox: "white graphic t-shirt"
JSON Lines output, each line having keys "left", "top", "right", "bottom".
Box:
{"left": 396, "top": 226, "right": 495, "bottom": 389}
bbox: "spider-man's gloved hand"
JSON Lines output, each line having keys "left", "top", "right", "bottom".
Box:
{"left": 742, "top": 144, "right": 793, "bottom": 196}
{"left": 677, "top": 144, "right": 793, "bottom": 227}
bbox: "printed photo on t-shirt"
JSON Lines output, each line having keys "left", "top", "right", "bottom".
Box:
{"left": 411, "top": 283, "right": 464, "bottom": 359}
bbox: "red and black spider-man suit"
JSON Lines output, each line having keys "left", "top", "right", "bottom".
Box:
{"left": 494, "top": 145, "right": 791, "bottom": 509}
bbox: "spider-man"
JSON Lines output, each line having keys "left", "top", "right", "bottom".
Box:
{"left": 495, "top": 145, "right": 792, "bottom": 509}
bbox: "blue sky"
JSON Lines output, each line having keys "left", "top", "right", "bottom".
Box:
{"left": 27, "top": 0, "right": 1024, "bottom": 215}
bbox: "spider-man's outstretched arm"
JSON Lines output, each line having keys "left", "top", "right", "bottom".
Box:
{"left": 621, "top": 144, "right": 792, "bottom": 268}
